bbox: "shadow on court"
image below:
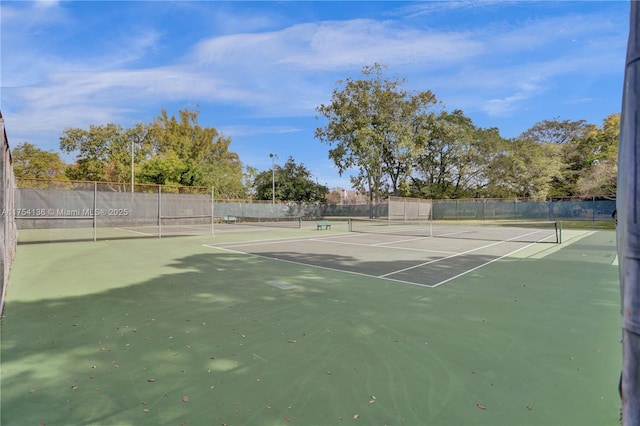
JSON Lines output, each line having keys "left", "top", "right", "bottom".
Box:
{"left": 0, "top": 231, "right": 621, "bottom": 425}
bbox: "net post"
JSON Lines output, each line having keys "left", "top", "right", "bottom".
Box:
{"left": 429, "top": 198, "right": 434, "bottom": 237}
{"left": 557, "top": 221, "right": 562, "bottom": 244}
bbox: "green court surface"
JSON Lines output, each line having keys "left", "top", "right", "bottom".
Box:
{"left": 1, "top": 224, "right": 621, "bottom": 425}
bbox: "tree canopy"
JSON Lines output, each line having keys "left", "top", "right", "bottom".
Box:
{"left": 316, "top": 64, "right": 618, "bottom": 200}
{"left": 12, "top": 142, "right": 67, "bottom": 180}
{"left": 58, "top": 108, "right": 244, "bottom": 198}
{"left": 316, "top": 63, "right": 439, "bottom": 203}
{"left": 253, "top": 156, "right": 328, "bottom": 203}
{"left": 12, "top": 67, "right": 620, "bottom": 201}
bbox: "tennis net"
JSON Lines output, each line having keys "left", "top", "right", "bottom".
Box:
{"left": 348, "top": 219, "right": 562, "bottom": 244}
{"left": 229, "top": 216, "right": 302, "bottom": 229}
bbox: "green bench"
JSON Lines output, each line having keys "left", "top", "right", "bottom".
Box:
{"left": 223, "top": 215, "right": 237, "bottom": 224}
{"left": 316, "top": 220, "right": 331, "bottom": 230}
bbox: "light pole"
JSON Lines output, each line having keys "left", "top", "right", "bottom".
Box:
{"left": 269, "top": 153, "right": 277, "bottom": 209}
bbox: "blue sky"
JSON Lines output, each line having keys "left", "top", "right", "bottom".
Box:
{"left": 1, "top": 1, "right": 630, "bottom": 189}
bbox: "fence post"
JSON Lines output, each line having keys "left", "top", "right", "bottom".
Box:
{"left": 158, "top": 185, "right": 162, "bottom": 239}
{"left": 211, "top": 186, "right": 216, "bottom": 235}
{"left": 93, "top": 182, "right": 97, "bottom": 242}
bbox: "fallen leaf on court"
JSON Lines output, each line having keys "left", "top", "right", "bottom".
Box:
{"left": 368, "top": 399, "right": 375, "bottom": 404}
{"left": 147, "top": 378, "right": 156, "bottom": 382}
{"left": 526, "top": 405, "right": 533, "bottom": 411}
{"left": 71, "top": 385, "right": 78, "bottom": 390}
{"left": 326, "top": 371, "right": 332, "bottom": 375}
{"left": 287, "top": 339, "right": 297, "bottom": 343}
{"left": 476, "top": 403, "right": 486, "bottom": 410}
{"left": 353, "top": 414, "right": 360, "bottom": 419}
{"left": 284, "top": 416, "right": 291, "bottom": 422}
{"left": 142, "top": 408, "right": 150, "bottom": 413}
{"left": 182, "top": 396, "right": 189, "bottom": 403}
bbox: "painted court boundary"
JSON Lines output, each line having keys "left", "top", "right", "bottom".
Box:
{"left": 202, "top": 229, "right": 552, "bottom": 288}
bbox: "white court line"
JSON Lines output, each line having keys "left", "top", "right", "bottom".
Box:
{"left": 205, "top": 232, "right": 455, "bottom": 255}
{"left": 429, "top": 242, "right": 538, "bottom": 288}
{"left": 204, "top": 228, "right": 555, "bottom": 289}
{"left": 435, "top": 230, "right": 474, "bottom": 238}
{"left": 205, "top": 244, "right": 414, "bottom": 284}
{"left": 202, "top": 228, "right": 395, "bottom": 249}
{"left": 203, "top": 233, "right": 347, "bottom": 250}
{"left": 372, "top": 235, "right": 430, "bottom": 246}
{"left": 379, "top": 229, "right": 549, "bottom": 278}
{"left": 114, "top": 227, "right": 154, "bottom": 236}
{"left": 204, "top": 241, "right": 487, "bottom": 289}
{"left": 316, "top": 238, "right": 456, "bottom": 254}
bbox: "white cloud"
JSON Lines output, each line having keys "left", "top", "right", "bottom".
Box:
{"left": 191, "top": 19, "right": 483, "bottom": 72}
{"left": 1, "top": 1, "right": 627, "bottom": 150}
{"left": 398, "top": 0, "right": 505, "bottom": 18}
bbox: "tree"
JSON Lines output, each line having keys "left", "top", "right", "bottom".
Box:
{"left": 518, "top": 118, "right": 597, "bottom": 196}
{"left": 61, "top": 123, "right": 125, "bottom": 182}
{"left": 384, "top": 90, "right": 439, "bottom": 196}
{"left": 411, "top": 110, "right": 502, "bottom": 199}
{"left": 145, "top": 108, "right": 244, "bottom": 197}
{"left": 519, "top": 117, "right": 592, "bottom": 145}
{"left": 519, "top": 115, "right": 619, "bottom": 197}
{"left": 242, "top": 166, "right": 259, "bottom": 199}
{"left": 574, "top": 113, "right": 619, "bottom": 196}
{"left": 315, "top": 63, "right": 438, "bottom": 203}
{"left": 59, "top": 108, "right": 244, "bottom": 197}
{"left": 137, "top": 151, "right": 188, "bottom": 186}
{"left": 253, "top": 156, "right": 328, "bottom": 203}
{"left": 486, "top": 138, "right": 564, "bottom": 199}
{"left": 12, "top": 142, "right": 67, "bottom": 180}
{"left": 60, "top": 122, "right": 152, "bottom": 187}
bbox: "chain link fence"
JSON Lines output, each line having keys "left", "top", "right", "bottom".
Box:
{"left": 430, "top": 197, "right": 616, "bottom": 224}
{"left": 13, "top": 178, "right": 616, "bottom": 243}
{"left": 0, "top": 114, "right": 17, "bottom": 318}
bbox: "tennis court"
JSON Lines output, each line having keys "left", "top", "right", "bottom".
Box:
{"left": 205, "top": 221, "right": 562, "bottom": 288}
{"left": 0, "top": 222, "right": 621, "bottom": 425}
